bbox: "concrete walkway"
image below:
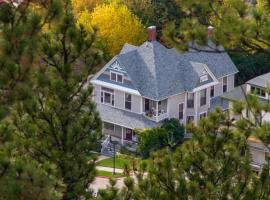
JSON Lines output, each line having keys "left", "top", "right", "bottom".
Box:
{"left": 96, "top": 166, "right": 123, "bottom": 173}
{"left": 97, "top": 155, "right": 109, "bottom": 162}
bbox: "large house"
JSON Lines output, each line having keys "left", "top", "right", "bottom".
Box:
{"left": 222, "top": 72, "right": 270, "bottom": 170}
{"left": 91, "top": 26, "right": 238, "bottom": 145}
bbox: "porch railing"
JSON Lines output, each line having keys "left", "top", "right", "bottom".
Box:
{"left": 101, "top": 135, "right": 110, "bottom": 154}
{"left": 144, "top": 112, "right": 168, "bottom": 122}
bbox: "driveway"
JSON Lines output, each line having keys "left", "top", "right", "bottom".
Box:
{"left": 90, "top": 176, "right": 125, "bottom": 195}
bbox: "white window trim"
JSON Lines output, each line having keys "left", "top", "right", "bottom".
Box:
{"left": 199, "top": 89, "right": 207, "bottom": 107}
{"left": 250, "top": 85, "right": 267, "bottom": 99}
{"left": 210, "top": 85, "right": 215, "bottom": 99}
{"left": 222, "top": 76, "right": 228, "bottom": 93}
{"left": 110, "top": 71, "right": 124, "bottom": 83}
{"left": 187, "top": 92, "right": 195, "bottom": 108}
{"left": 124, "top": 93, "right": 132, "bottom": 110}
{"left": 178, "top": 103, "right": 184, "bottom": 121}
{"left": 101, "top": 88, "right": 114, "bottom": 106}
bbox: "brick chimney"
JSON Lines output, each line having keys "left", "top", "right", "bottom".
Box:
{"left": 208, "top": 26, "right": 214, "bottom": 38}
{"left": 147, "top": 26, "right": 157, "bottom": 42}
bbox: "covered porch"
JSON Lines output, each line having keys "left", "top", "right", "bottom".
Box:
{"left": 143, "top": 98, "right": 168, "bottom": 122}
{"left": 103, "top": 122, "right": 138, "bottom": 145}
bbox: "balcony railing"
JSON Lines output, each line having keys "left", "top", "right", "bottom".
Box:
{"left": 144, "top": 111, "right": 168, "bottom": 122}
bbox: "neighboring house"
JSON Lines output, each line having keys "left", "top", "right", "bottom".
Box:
{"left": 221, "top": 72, "right": 270, "bottom": 171}
{"left": 222, "top": 72, "right": 270, "bottom": 123}
{"left": 91, "top": 26, "right": 238, "bottom": 145}
{"left": 248, "top": 136, "right": 270, "bottom": 171}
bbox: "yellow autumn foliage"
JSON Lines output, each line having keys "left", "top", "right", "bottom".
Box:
{"left": 71, "top": 0, "right": 101, "bottom": 16}
{"left": 87, "top": 1, "right": 147, "bottom": 56}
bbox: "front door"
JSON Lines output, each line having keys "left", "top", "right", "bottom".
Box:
{"left": 125, "top": 128, "right": 132, "bottom": 141}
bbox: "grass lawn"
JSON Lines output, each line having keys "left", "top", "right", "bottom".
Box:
{"left": 97, "top": 170, "right": 123, "bottom": 178}
{"left": 97, "top": 155, "right": 130, "bottom": 169}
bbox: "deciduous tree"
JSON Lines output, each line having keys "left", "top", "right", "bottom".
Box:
{"left": 82, "top": 1, "right": 146, "bottom": 56}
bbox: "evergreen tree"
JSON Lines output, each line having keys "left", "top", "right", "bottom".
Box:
{"left": 12, "top": 1, "right": 104, "bottom": 199}
{"left": 99, "top": 109, "right": 270, "bottom": 199}
{"left": 0, "top": 1, "right": 64, "bottom": 199}
{"left": 165, "top": 0, "right": 270, "bottom": 53}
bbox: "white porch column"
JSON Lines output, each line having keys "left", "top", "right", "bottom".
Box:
{"left": 156, "top": 101, "right": 158, "bottom": 121}
{"left": 121, "top": 127, "right": 124, "bottom": 145}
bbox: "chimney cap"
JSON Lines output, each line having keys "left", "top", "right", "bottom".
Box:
{"left": 147, "top": 26, "right": 157, "bottom": 42}
{"left": 208, "top": 26, "right": 214, "bottom": 37}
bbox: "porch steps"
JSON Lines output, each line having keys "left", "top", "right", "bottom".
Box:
{"left": 101, "top": 141, "right": 121, "bottom": 157}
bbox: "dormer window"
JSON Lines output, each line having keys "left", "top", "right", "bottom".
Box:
{"left": 200, "top": 75, "right": 208, "bottom": 83}
{"left": 200, "top": 69, "right": 208, "bottom": 83}
{"left": 110, "top": 71, "right": 123, "bottom": 83}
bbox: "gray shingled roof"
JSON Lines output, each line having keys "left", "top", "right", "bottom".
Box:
{"left": 97, "top": 103, "right": 161, "bottom": 129}
{"left": 98, "top": 41, "right": 238, "bottom": 100}
{"left": 247, "top": 72, "right": 270, "bottom": 88}
{"left": 116, "top": 41, "right": 222, "bottom": 100}
{"left": 221, "top": 85, "right": 247, "bottom": 102}
{"left": 209, "top": 96, "right": 229, "bottom": 112}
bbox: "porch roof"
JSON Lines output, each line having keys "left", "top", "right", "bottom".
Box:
{"left": 96, "top": 103, "right": 161, "bottom": 130}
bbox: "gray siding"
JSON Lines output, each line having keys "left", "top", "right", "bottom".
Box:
{"left": 214, "top": 78, "right": 223, "bottom": 97}
{"left": 131, "top": 94, "right": 142, "bottom": 113}
{"left": 168, "top": 93, "right": 186, "bottom": 123}
{"left": 196, "top": 88, "right": 210, "bottom": 122}
{"left": 93, "top": 83, "right": 142, "bottom": 114}
{"left": 93, "top": 84, "right": 101, "bottom": 103}
{"left": 214, "top": 74, "right": 235, "bottom": 97}
{"left": 227, "top": 74, "right": 235, "bottom": 91}
{"left": 114, "top": 90, "right": 125, "bottom": 108}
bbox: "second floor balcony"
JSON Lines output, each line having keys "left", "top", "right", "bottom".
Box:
{"left": 143, "top": 98, "right": 168, "bottom": 122}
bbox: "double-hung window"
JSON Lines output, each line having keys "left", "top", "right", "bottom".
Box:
{"left": 101, "top": 87, "right": 114, "bottom": 106}
{"left": 223, "top": 76, "right": 228, "bottom": 93}
{"left": 110, "top": 71, "right": 123, "bottom": 83}
{"left": 210, "top": 86, "right": 215, "bottom": 98}
{"left": 125, "top": 93, "right": 132, "bottom": 110}
{"left": 187, "top": 93, "right": 194, "bottom": 108}
{"left": 200, "top": 89, "right": 207, "bottom": 107}
{"left": 179, "top": 103, "right": 184, "bottom": 120}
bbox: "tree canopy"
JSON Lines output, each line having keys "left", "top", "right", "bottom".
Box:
{"left": 79, "top": 1, "right": 146, "bottom": 56}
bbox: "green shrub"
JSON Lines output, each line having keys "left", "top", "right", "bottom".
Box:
{"left": 161, "top": 118, "right": 185, "bottom": 147}
{"left": 138, "top": 119, "right": 185, "bottom": 158}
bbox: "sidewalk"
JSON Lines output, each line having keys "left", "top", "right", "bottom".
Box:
{"left": 96, "top": 166, "right": 123, "bottom": 173}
